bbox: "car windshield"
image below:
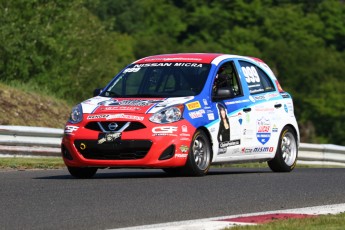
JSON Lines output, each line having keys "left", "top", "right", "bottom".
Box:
{"left": 101, "top": 62, "right": 211, "bottom": 98}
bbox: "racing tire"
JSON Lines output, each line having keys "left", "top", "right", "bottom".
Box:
{"left": 182, "top": 130, "right": 212, "bottom": 176}
{"left": 268, "top": 126, "right": 298, "bottom": 172}
{"left": 67, "top": 166, "right": 98, "bottom": 179}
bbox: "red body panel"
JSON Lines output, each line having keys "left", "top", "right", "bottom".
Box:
{"left": 62, "top": 113, "right": 196, "bottom": 168}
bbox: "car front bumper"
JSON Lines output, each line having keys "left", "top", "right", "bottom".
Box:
{"left": 61, "top": 117, "right": 195, "bottom": 168}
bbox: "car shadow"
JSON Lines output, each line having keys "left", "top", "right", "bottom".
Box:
{"left": 34, "top": 167, "right": 272, "bottom": 180}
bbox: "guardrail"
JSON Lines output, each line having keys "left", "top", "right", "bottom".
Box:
{"left": 0, "top": 125, "right": 63, "bottom": 157}
{"left": 0, "top": 125, "right": 345, "bottom": 166}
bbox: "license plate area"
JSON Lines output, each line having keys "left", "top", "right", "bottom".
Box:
{"left": 98, "top": 132, "right": 121, "bottom": 144}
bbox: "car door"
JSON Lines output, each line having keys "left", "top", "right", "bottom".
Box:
{"left": 210, "top": 60, "right": 247, "bottom": 158}
{"left": 237, "top": 60, "right": 280, "bottom": 155}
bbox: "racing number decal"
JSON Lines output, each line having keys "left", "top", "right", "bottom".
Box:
{"left": 242, "top": 66, "right": 260, "bottom": 84}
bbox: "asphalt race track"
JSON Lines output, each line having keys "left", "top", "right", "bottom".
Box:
{"left": 1, "top": 167, "right": 345, "bottom": 230}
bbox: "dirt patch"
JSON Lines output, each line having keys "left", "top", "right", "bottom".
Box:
{"left": 0, "top": 83, "right": 71, "bottom": 128}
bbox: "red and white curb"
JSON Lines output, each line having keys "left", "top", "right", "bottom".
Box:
{"left": 111, "top": 203, "right": 345, "bottom": 230}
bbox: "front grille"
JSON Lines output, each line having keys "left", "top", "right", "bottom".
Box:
{"left": 85, "top": 121, "right": 146, "bottom": 132}
{"left": 74, "top": 140, "right": 152, "bottom": 160}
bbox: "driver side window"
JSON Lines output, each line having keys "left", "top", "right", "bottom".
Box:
{"left": 212, "top": 61, "right": 242, "bottom": 98}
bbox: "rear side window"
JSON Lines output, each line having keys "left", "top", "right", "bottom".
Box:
{"left": 239, "top": 61, "right": 275, "bottom": 94}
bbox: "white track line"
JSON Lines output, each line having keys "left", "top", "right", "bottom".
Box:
{"left": 111, "top": 203, "right": 345, "bottom": 230}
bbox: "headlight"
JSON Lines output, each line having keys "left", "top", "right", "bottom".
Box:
{"left": 149, "top": 105, "right": 184, "bottom": 124}
{"left": 68, "top": 104, "right": 83, "bottom": 124}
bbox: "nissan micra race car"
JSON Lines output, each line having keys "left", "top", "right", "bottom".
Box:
{"left": 62, "top": 53, "right": 299, "bottom": 178}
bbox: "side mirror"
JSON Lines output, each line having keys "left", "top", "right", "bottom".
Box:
{"left": 93, "top": 88, "right": 103, "bottom": 96}
{"left": 212, "top": 88, "right": 234, "bottom": 100}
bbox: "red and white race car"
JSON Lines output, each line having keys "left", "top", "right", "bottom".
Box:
{"left": 61, "top": 53, "right": 299, "bottom": 178}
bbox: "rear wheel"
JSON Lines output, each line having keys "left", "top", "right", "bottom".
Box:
{"left": 67, "top": 166, "right": 98, "bottom": 179}
{"left": 268, "top": 126, "right": 298, "bottom": 172}
{"left": 182, "top": 130, "right": 212, "bottom": 176}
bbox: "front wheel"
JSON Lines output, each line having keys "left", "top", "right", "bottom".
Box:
{"left": 67, "top": 166, "right": 98, "bottom": 179}
{"left": 181, "top": 130, "right": 212, "bottom": 176}
{"left": 268, "top": 126, "right": 298, "bottom": 172}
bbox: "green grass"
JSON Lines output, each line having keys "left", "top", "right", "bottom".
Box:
{"left": 227, "top": 212, "right": 345, "bottom": 230}
{"left": 0, "top": 157, "right": 65, "bottom": 170}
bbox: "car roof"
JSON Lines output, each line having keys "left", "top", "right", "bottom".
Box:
{"left": 133, "top": 53, "right": 263, "bottom": 64}
{"left": 132, "top": 53, "right": 275, "bottom": 79}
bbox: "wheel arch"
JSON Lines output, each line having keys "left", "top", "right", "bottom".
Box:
{"left": 284, "top": 124, "right": 300, "bottom": 147}
{"left": 197, "top": 126, "right": 214, "bottom": 162}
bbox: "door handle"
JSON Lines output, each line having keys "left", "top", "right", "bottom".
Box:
{"left": 243, "top": 108, "right": 251, "bottom": 113}
{"left": 274, "top": 104, "right": 282, "bottom": 108}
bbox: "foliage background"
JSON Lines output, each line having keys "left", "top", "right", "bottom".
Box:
{"left": 0, "top": 0, "right": 344, "bottom": 145}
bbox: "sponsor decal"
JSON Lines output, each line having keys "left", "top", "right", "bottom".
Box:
{"left": 182, "top": 125, "right": 188, "bottom": 133}
{"left": 88, "top": 113, "right": 145, "bottom": 121}
{"left": 152, "top": 126, "right": 178, "bottom": 136}
{"left": 123, "top": 67, "right": 140, "bottom": 73}
{"left": 241, "top": 147, "right": 253, "bottom": 154}
{"left": 242, "top": 66, "right": 260, "bottom": 84}
{"left": 103, "top": 106, "right": 140, "bottom": 111}
{"left": 175, "top": 153, "right": 188, "bottom": 158}
{"left": 179, "top": 145, "right": 189, "bottom": 153}
{"left": 238, "top": 116, "right": 243, "bottom": 125}
{"left": 133, "top": 63, "right": 173, "bottom": 67}
{"left": 219, "top": 139, "right": 241, "bottom": 148}
{"left": 256, "top": 117, "right": 271, "bottom": 145}
{"left": 180, "top": 133, "right": 190, "bottom": 137}
{"left": 133, "top": 63, "right": 203, "bottom": 68}
{"left": 254, "top": 93, "right": 280, "bottom": 101}
{"left": 272, "top": 124, "right": 278, "bottom": 132}
{"left": 189, "top": 109, "right": 205, "bottom": 119}
{"left": 253, "top": 147, "right": 274, "bottom": 152}
{"left": 106, "top": 114, "right": 144, "bottom": 121}
{"left": 248, "top": 84, "right": 261, "bottom": 89}
{"left": 254, "top": 107, "right": 275, "bottom": 112}
{"left": 253, "top": 95, "right": 266, "bottom": 101}
{"left": 143, "top": 57, "right": 202, "bottom": 62}
{"left": 243, "top": 129, "right": 254, "bottom": 136}
{"left": 218, "top": 148, "right": 227, "bottom": 154}
{"left": 281, "top": 92, "right": 290, "bottom": 98}
{"left": 242, "top": 147, "right": 274, "bottom": 153}
{"left": 186, "top": 101, "right": 201, "bottom": 110}
{"left": 225, "top": 99, "right": 250, "bottom": 105}
{"left": 64, "top": 125, "right": 79, "bottom": 134}
{"left": 99, "top": 99, "right": 164, "bottom": 107}
{"left": 207, "top": 113, "right": 215, "bottom": 120}
{"left": 228, "top": 148, "right": 241, "bottom": 155}
{"left": 246, "top": 113, "right": 250, "bottom": 123}
{"left": 98, "top": 132, "right": 121, "bottom": 144}
{"left": 173, "top": 63, "right": 203, "bottom": 67}
{"left": 87, "top": 114, "right": 110, "bottom": 120}
{"left": 250, "top": 88, "right": 264, "bottom": 94}
{"left": 203, "top": 99, "right": 208, "bottom": 106}
{"left": 284, "top": 104, "right": 288, "bottom": 113}
{"left": 180, "top": 137, "right": 190, "bottom": 141}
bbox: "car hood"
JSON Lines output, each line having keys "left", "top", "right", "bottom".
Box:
{"left": 81, "top": 96, "right": 195, "bottom": 114}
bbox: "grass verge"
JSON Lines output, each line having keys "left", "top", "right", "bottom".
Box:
{"left": 227, "top": 212, "right": 345, "bottom": 230}
{"left": 0, "top": 157, "right": 65, "bottom": 170}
